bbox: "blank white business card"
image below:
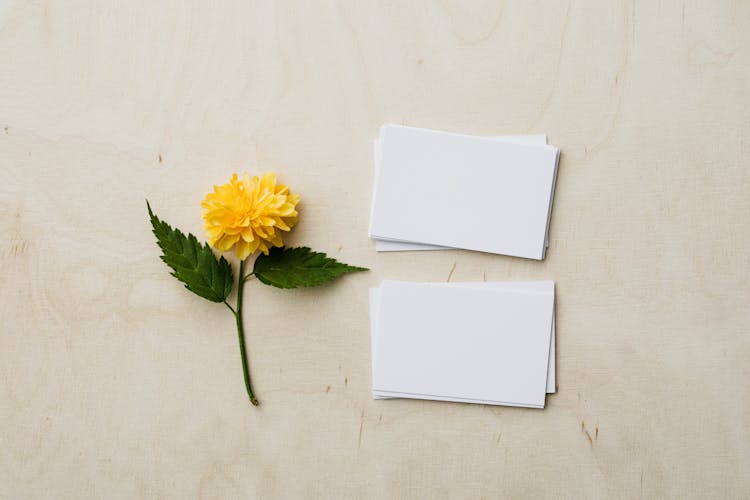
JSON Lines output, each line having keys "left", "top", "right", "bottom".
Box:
{"left": 372, "top": 131, "right": 550, "bottom": 252}
{"left": 372, "top": 280, "right": 554, "bottom": 408}
{"left": 369, "top": 125, "right": 559, "bottom": 259}
{"left": 369, "top": 281, "right": 556, "bottom": 398}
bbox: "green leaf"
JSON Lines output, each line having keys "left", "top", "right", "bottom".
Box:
{"left": 147, "top": 201, "right": 233, "bottom": 302}
{"left": 253, "top": 246, "right": 368, "bottom": 289}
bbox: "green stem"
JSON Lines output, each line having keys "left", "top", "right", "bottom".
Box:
{"left": 234, "top": 259, "right": 259, "bottom": 406}
{"left": 223, "top": 301, "right": 236, "bottom": 315}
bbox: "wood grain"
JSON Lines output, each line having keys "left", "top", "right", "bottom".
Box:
{"left": 1, "top": 1, "right": 749, "bottom": 498}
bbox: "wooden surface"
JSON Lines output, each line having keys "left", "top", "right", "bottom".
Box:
{"left": 2, "top": 1, "right": 749, "bottom": 498}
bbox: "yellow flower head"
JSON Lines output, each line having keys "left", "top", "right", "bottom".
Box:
{"left": 201, "top": 172, "right": 300, "bottom": 260}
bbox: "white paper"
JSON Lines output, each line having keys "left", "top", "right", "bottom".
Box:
{"left": 372, "top": 283, "right": 553, "bottom": 407}
{"left": 369, "top": 282, "right": 555, "bottom": 397}
{"left": 369, "top": 125, "right": 559, "bottom": 259}
{"left": 373, "top": 132, "right": 550, "bottom": 252}
{"left": 371, "top": 280, "right": 554, "bottom": 408}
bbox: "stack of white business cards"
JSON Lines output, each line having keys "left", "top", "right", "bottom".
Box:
{"left": 370, "top": 280, "right": 555, "bottom": 408}
{"left": 369, "top": 125, "right": 560, "bottom": 260}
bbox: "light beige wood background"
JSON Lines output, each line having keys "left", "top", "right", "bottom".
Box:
{"left": 2, "top": 1, "right": 749, "bottom": 498}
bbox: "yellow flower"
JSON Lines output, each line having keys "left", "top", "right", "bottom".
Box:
{"left": 201, "top": 172, "right": 300, "bottom": 260}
